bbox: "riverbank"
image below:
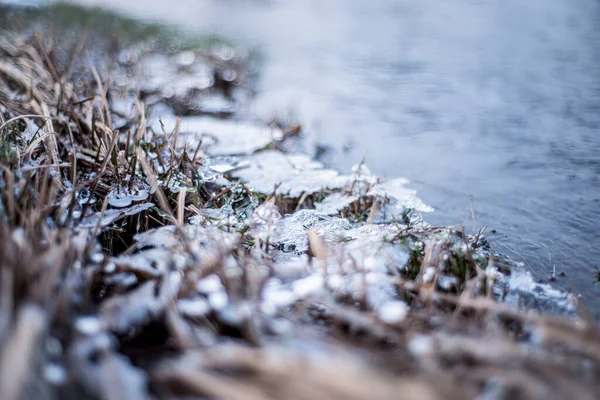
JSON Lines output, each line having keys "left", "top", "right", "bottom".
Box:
{"left": 1, "top": 6, "right": 599, "bottom": 399}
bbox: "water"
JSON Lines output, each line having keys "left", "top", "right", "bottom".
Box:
{"left": 61, "top": 0, "right": 599, "bottom": 312}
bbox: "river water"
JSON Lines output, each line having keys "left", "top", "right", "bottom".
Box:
{"left": 45, "top": 0, "right": 600, "bottom": 313}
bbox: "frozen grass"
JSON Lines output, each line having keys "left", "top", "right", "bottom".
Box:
{"left": 0, "top": 22, "right": 599, "bottom": 400}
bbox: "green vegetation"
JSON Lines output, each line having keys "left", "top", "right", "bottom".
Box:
{"left": 0, "top": 2, "right": 235, "bottom": 51}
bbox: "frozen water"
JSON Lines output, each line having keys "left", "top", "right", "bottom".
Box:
{"left": 208, "top": 291, "right": 229, "bottom": 310}
{"left": 43, "top": 363, "right": 67, "bottom": 386}
{"left": 271, "top": 209, "right": 350, "bottom": 254}
{"left": 315, "top": 192, "right": 358, "bottom": 215}
{"left": 261, "top": 279, "right": 297, "bottom": 315}
{"left": 368, "top": 178, "right": 434, "bottom": 213}
{"left": 196, "top": 274, "right": 225, "bottom": 294}
{"left": 177, "top": 298, "right": 211, "bottom": 317}
{"left": 78, "top": 202, "right": 154, "bottom": 229}
{"left": 500, "top": 268, "right": 576, "bottom": 316}
{"left": 232, "top": 150, "right": 341, "bottom": 196}
{"left": 377, "top": 300, "right": 408, "bottom": 324}
{"left": 75, "top": 316, "right": 103, "bottom": 336}
{"left": 248, "top": 201, "right": 282, "bottom": 241}
{"left": 101, "top": 281, "right": 164, "bottom": 333}
{"left": 437, "top": 275, "right": 459, "bottom": 291}
{"left": 107, "top": 190, "right": 134, "bottom": 208}
{"left": 134, "top": 226, "right": 179, "bottom": 249}
{"left": 292, "top": 274, "right": 324, "bottom": 298}
{"left": 408, "top": 334, "right": 434, "bottom": 357}
{"left": 153, "top": 116, "right": 283, "bottom": 156}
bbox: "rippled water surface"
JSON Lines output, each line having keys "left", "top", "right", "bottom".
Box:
{"left": 60, "top": 0, "right": 600, "bottom": 312}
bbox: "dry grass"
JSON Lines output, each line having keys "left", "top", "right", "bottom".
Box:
{"left": 0, "top": 31, "right": 599, "bottom": 400}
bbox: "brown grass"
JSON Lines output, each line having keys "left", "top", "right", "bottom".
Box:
{"left": 0, "top": 31, "right": 599, "bottom": 400}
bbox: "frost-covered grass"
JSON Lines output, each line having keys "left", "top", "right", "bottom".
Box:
{"left": 0, "top": 16, "right": 599, "bottom": 400}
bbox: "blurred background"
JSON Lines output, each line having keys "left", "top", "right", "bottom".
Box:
{"left": 5, "top": 0, "right": 600, "bottom": 311}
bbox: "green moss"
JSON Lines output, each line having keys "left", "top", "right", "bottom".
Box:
{"left": 0, "top": 2, "right": 234, "bottom": 51}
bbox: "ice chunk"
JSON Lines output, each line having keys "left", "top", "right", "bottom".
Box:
{"left": 197, "top": 274, "right": 225, "bottom": 294}
{"left": 500, "top": 268, "right": 576, "bottom": 315}
{"left": 271, "top": 209, "right": 350, "bottom": 253}
{"left": 75, "top": 317, "right": 103, "bottom": 336}
{"left": 292, "top": 274, "right": 325, "bottom": 298}
{"left": 178, "top": 298, "right": 211, "bottom": 317}
{"left": 153, "top": 116, "right": 283, "bottom": 156}
{"left": 377, "top": 300, "right": 408, "bottom": 324}
{"left": 107, "top": 191, "right": 133, "bottom": 208}
{"left": 315, "top": 192, "right": 358, "bottom": 215}
{"left": 208, "top": 291, "right": 229, "bottom": 310}
{"left": 43, "top": 363, "right": 67, "bottom": 386}
{"left": 232, "top": 150, "right": 342, "bottom": 197}
{"left": 368, "top": 178, "right": 434, "bottom": 213}
{"left": 408, "top": 334, "right": 434, "bottom": 357}
{"left": 78, "top": 203, "right": 154, "bottom": 229}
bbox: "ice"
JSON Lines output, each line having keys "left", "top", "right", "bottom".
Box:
{"left": 130, "top": 188, "right": 149, "bottom": 201}
{"left": 232, "top": 150, "right": 342, "bottom": 196}
{"left": 315, "top": 192, "right": 358, "bottom": 215}
{"left": 271, "top": 209, "right": 350, "bottom": 253}
{"left": 197, "top": 94, "right": 235, "bottom": 115}
{"left": 75, "top": 316, "right": 103, "bottom": 336}
{"left": 75, "top": 188, "right": 91, "bottom": 206}
{"left": 249, "top": 201, "right": 282, "bottom": 227}
{"left": 207, "top": 158, "right": 250, "bottom": 174}
{"left": 177, "top": 298, "right": 211, "bottom": 317}
{"left": 437, "top": 275, "right": 459, "bottom": 290}
{"left": 368, "top": 178, "right": 434, "bottom": 213}
{"left": 196, "top": 274, "right": 225, "bottom": 294}
{"left": 208, "top": 291, "right": 229, "bottom": 310}
{"left": 78, "top": 203, "right": 154, "bottom": 229}
{"left": 422, "top": 267, "right": 436, "bottom": 283}
{"left": 292, "top": 274, "right": 324, "bottom": 298}
{"left": 326, "top": 274, "right": 345, "bottom": 291}
{"left": 111, "top": 249, "right": 168, "bottom": 278}
{"left": 134, "top": 226, "right": 179, "bottom": 249}
{"left": 43, "top": 363, "right": 67, "bottom": 386}
{"left": 176, "top": 51, "right": 195, "bottom": 67}
{"left": 153, "top": 116, "right": 283, "bottom": 156}
{"left": 248, "top": 201, "right": 282, "bottom": 241}
{"left": 377, "top": 300, "right": 408, "bottom": 324}
{"left": 101, "top": 281, "right": 165, "bottom": 333}
{"left": 103, "top": 272, "right": 138, "bottom": 289}
{"left": 202, "top": 205, "right": 243, "bottom": 230}
{"left": 107, "top": 190, "right": 134, "bottom": 208}
{"left": 500, "top": 268, "right": 576, "bottom": 315}
{"left": 408, "top": 334, "right": 434, "bottom": 357}
{"left": 262, "top": 279, "right": 298, "bottom": 314}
